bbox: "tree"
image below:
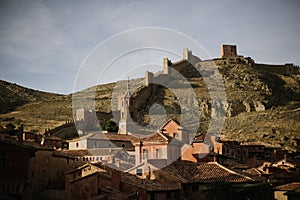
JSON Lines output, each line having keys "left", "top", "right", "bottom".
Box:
{"left": 101, "top": 120, "right": 118, "bottom": 132}
{"left": 5, "top": 122, "right": 16, "bottom": 135}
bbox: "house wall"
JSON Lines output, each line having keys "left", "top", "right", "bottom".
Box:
{"left": 66, "top": 174, "right": 98, "bottom": 200}
{"left": 68, "top": 139, "right": 87, "bottom": 150}
{"left": 274, "top": 191, "right": 287, "bottom": 200}
{"left": 87, "top": 139, "right": 134, "bottom": 150}
{"left": 0, "top": 143, "right": 32, "bottom": 199}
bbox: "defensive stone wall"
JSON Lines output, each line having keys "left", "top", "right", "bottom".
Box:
{"left": 255, "top": 63, "right": 300, "bottom": 76}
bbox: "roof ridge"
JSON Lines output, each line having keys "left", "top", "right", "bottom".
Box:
{"left": 210, "top": 162, "right": 253, "bottom": 180}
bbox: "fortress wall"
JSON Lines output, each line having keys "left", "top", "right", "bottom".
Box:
{"left": 255, "top": 63, "right": 300, "bottom": 75}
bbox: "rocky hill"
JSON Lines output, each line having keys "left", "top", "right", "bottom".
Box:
{"left": 0, "top": 57, "right": 300, "bottom": 151}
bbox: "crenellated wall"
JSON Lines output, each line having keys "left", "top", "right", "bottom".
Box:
{"left": 255, "top": 63, "right": 300, "bottom": 76}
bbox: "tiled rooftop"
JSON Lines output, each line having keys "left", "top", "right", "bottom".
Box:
{"left": 161, "top": 161, "right": 264, "bottom": 184}
{"left": 68, "top": 132, "right": 138, "bottom": 142}
{"left": 274, "top": 182, "right": 300, "bottom": 191}
{"left": 53, "top": 148, "right": 124, "bottom": 158}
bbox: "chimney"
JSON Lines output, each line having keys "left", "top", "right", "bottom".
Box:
{"left": 213, "top": 153, "right": 217, "bottom": 162}
{"left": 111, "top": 169, "right": 121, "bottom": 190}
{"left": 17, "top": 124, "right": 24, "bottom": 142}
{"left": 41, "top": 135, "right": 45, "bottom": 145}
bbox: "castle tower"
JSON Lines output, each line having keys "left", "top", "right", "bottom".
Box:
{"left": 118, "top": 79, "right": 135, "bottom": 135}
{"left": 220, "top": 44, "right": 237, "bottom": 58}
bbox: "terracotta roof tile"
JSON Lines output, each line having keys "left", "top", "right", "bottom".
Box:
{"left": 161, "top": 161, "right": 264, "bottom": 184}
{"left": 53, "top": 148, "right": 124, "bottom": 158}
{"left": 274, "top": 182, "right": 300, "bottom": 191}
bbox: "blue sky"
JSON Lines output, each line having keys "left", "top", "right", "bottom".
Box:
{"left": 0, "top": 0, "right": 299, "bottom": 94}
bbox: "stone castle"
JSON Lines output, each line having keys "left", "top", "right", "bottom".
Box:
{"left": 114, "top": 44, "right": 300, "bottom": 135}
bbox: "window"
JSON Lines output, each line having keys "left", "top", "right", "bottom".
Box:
{"left": 156, "top": 149, "right": 162, "bottom": 159}
{"left": 94, "top": 142, "right": 97, "bottom": 148}
{"left": 143, "top": 149, "right": 148, "bottom": 160}
{"left": 76, "top": 142, "right": 79, "bottom": 148}
{"left": 43, "top": 170, "right": 47, "bottom": 177}
{"left": 122, "top": 144, "right": 126, "bottom": 148}
{"left": 32, "top": 171, "right": 35, "bottom": 177}
{"left": 136, "top": 169, "right": 142, "bottom": 176}
{"left": 173, "top": 133, "right": 178, "bottom": 139}
{"left": 46, "top": 158, "right": 49, "bottom": 164}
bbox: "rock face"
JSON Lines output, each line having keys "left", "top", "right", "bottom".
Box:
{"left": 225, "top": 100, "right": 266, "bottom": 117}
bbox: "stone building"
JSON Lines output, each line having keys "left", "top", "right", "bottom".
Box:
{"left": 117, "top": 79, "right": 136, "bottom": 135}
{"left": 0, "top": 140, "right": 75, "bottom": 200}
{"left": 220, "top": 44, "right": 238, "bottom": 58}
{"left": 133, "top": 119, "right": 188, "bottom": 166}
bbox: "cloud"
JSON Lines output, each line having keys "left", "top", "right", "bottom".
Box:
{"left": 0, "top": 0, "right": 300, "bottom": 94}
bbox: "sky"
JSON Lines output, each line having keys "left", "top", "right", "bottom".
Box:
{"left": 0, "top": 0, "right": 299, "bottom": 94}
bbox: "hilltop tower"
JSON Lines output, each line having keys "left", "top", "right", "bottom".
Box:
{"left": 118, "top": 79, "right": 135, "bottom": 135}
{"left": 220, "top": 44, "right": 237, "bottom": 58}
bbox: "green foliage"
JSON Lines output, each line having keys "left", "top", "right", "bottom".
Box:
{"left": 101, "top": 120, "right": 118, "bottom": 132}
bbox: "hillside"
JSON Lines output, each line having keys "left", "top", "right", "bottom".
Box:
{"left": 0, "top": 80, "right": 64, "bottom": 113}
{"left": 0, "top": 80, "right": 73, "bottom": 132}
{"left": 0, "top": 57, "right": 300, "bottom": 151}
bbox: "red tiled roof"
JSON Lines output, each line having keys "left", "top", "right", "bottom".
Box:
{"left": 274, "top": 182, "right": 300, "bottom": 191}
{"left": 83, "top": 132, "right": 138, "bottom": 142}
{"left": 196, "top": 162, "right": 263, "bottom": 183}
{"left": 161, "top": 161, "right": 264, "bottom": 184}
{"left": 94, "top": 163, "right": 181, "bottom": 191}
{"left": 53, "top": 148, "right": 124, "bottom": 158}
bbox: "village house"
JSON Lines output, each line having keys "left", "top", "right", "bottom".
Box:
{"left": 65, "top": 131, "right": 135, "bottom": 151}
{"left": 53, "top": 147, "right": 132, "bottom": 167}
{"left": 65, "top": 162, "right": 181, "bottom": 200}
{"left": 256, "top": 155, "right": 300, "bottom": 185}
{"left": 132, "top": 119, "right": 189, "bottom": 167}
{"left": 274, "top": 182, "right": 300, "bottom": 200}
{"left": 125, "top": 160, "right": 272, "bottom": 200}
{"left": 0, "top": 139, "right": 81, "bottom": 200}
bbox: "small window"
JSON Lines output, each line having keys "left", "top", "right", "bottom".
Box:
{"left": 76, "top": 142, "right": 79, "bottom": 148}
{"left": 32, "top": 171, "right": 35, "bottom": 177}
{"left": 136, "top": 169, "right": 142, "bottom": 176}
{"left": 143, "top": 149, "right": 148, "bottom": 160}
{"left": 174, "top": 133, "right": 178, "bottom": 139}
{"left": 43, "top": 170, "right": 47, "bottom": 177}
{"left": 156, "top": 149, "right": 162, "bottom": 159}
{"left": 46, "top": 158, "right": 49, "bottom": 164}
{"left": 122, "top": 144, "right": 126, "bottom": 148}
